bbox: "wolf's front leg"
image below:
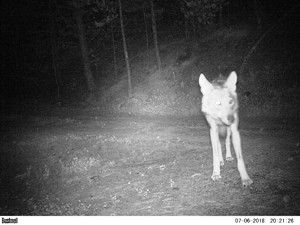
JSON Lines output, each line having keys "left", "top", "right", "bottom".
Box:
{"left": 231, "top": 124, "right": 253, "bottom": 187}
{"left": 225, "top": 127, "right": 234, "bottom": 161}
{"left": 209, "top": 126, "right": 222, "bottom": 181}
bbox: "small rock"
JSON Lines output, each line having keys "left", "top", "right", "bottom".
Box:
{"left": 283, "top": 195, "right": 290, "bottom": 203}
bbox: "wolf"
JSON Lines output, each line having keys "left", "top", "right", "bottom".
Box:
{"left": 199, "top": 71, "right": 253, "bottom": 187}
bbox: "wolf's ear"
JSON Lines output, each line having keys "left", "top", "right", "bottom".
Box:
{"left": 225, "top": 71, "right": 237, "bottom": 92}
{"left": 199, "top": 74, "right": 213, "bottom": 95}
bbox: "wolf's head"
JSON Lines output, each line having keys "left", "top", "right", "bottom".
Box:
{"left": 199, "top": 71, "right": 239, "bottom": 126}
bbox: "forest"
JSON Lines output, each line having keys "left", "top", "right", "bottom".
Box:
{"left": 1, "top": 0, "right": 298, "bottom": 117}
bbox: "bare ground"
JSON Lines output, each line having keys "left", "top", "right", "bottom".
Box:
{"left": 1, "top": 111, "right": 300, "bottom": 215}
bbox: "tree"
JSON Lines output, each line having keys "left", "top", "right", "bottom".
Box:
{"left": 68, "top": 1, "right": 96, "bottom": 99}
{"left": 118, "top": 0, "right": 132, "bottom": 97}
{"left": 150, "top": 0, "right": 162, "bottom": 71}
{"left": 49, "top": 0, "right": 60, "bottom": 103}
{"left": 180, "top": 0, "right": 228, "bottom": 39}
{"left": 252, "top": 0, "right": 264, "bottom": 30}
{"left": 67, "top": 0, "right": 116, "bottom": 100}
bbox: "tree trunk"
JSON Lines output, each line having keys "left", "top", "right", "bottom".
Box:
{"left": 118, "top": 0, "right": 132, "bottom": 97}
{"left": 50, "top": 0, "right": 60, "bottom": 103}
{"left": 184, "top": 16, "right": 189, "bottom": 39}
{"left": 142, "top": 5, "right": 149, "bottom": 52}
{"left": 192, "top": 18, "right": 196, "bottom": 40}
{"left": 150, "top": 0, "right": 161, "bottom": 71}
{"left": 74, "top": 9, "right": 97, "bottom": 98}
{"left": 219, "top": 0, "right": 223, "bottom": 26}
{"left": 252, "top": 0, "right": 262, "bottom": 30}
{"left": 110, "top": 23, "right": 117, "bottom": 77}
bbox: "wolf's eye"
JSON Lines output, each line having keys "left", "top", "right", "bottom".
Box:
{"left": 229, "top": 99, "right": 233, "bottom": 104}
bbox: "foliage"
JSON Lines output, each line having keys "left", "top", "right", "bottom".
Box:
{"left": 179, "top": 0, "right": 227, "bottom": 25}
{"left": 82, "top": 0, "right": 118, "bottom": 27}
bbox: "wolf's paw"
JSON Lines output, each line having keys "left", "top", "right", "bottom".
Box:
{"left": 226, "top": 157, "right": 234, "bottom": 162}
{"left": 220, "top": 160, "right": 224, "bottom": 166}
{"left": 242, "top": 178, "right": 253, "bottom": 187}
{"left": 211, "top": 174, "right": 222, "bottom": 181}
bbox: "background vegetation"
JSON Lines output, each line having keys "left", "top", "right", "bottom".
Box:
{"left": 1, "top": 0, "right": 299, "bottom": 118}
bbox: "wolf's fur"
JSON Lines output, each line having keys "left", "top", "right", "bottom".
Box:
{"left": 199, "top": 71, "right": 253, "bottom": 187}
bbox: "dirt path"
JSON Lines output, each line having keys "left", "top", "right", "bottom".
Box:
{"left": 1, "top": 112, "right": 300, "bottom": 215}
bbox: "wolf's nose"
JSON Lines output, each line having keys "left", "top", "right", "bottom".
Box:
{"left": 227, "top": 115, "right": 234, "bottom": 123}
